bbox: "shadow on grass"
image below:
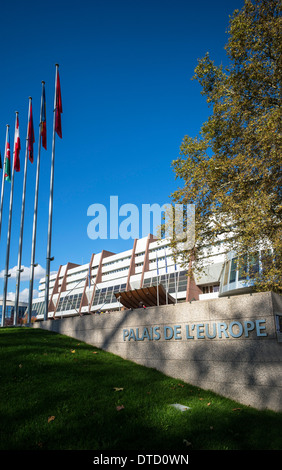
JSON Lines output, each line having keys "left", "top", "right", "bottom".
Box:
{"left": 0, "top": 328, "right": 282, "bottom": 451}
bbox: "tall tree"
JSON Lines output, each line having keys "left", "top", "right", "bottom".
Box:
{"left": 170, "top": 0, "right": 281, "bottom": 292}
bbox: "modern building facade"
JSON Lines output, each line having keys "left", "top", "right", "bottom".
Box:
{"left": 0, "top": 300, "right": 28, "bottom": 326}
{"left": 219, "top": 248, "right": 274, "bottom": 297}
{"left": 31, "top": 234, "right": 226, "bottom": 321}
{"left": 31, "top": 234, "right": 272, "bottom": 322}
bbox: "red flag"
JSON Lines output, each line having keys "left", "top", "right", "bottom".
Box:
{"left": 55, "top": 67, "right": 62, "bottom": 138}
{"left": 40, "top": 82, "right": 47, "bottom": 149}
{"left": 14, "top": 113, "right": 21, "bottom": 172}
{"left": 4, "top": 128, "right": 11, "bottom": 182}
{"left": 28, "top": 100, "right": 35, "bottom": 163}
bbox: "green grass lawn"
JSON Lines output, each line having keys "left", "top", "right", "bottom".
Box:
{"left": 0, "top": 327, "right": 281, "bottom": 451}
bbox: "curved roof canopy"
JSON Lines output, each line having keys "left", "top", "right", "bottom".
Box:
{"left": 114, "top": 284, "right": 175, "bottom": 309}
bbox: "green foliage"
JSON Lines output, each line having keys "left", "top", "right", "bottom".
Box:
{"left": 170, "top": 0, "right": 282, "bottom": 292}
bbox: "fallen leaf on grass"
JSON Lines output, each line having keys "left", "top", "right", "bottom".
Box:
{"left": 116, "top": 405, "right": 125, "bottom": 411}
{"left": 71, "top": 350, "right": 76, "bottom": 354}
{"left": 19, "top": 364, "right": 23, "bottom": 368}
{"left": 48, "top": 416, "right": 55, "bottom": 423}
{"left": 232, "top": 408, "right": 241, "bottom": 412}
{"left": 113, "top": 387, "right": 124, "bottom": 392}
{"left": 92, "top": 352, "right": 98, "bottom": 354}
{"left": 183, "top": 439, "right": 192, "bottom": 447}
{"left": 207, "top": 402, "right": 211, "bottom": 406}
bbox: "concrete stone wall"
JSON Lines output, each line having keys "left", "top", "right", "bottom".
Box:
{"left": 32, "top": 291, "right": 282, "bottom": 412}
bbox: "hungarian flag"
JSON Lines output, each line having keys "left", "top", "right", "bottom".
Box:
{"left": 13, "top": 113, "right": 20, "bottom": 172}
{"left": 55, "top": 67, "right": 62, "bottom": 138}
{"left": 4, "top": 129, "right": 11, "bottom": 182}
{"left": 28, "top": 100, "right": 35, "bottom": 163}
{"left": 40, "top": 82, "right": 47, "bottom": 149}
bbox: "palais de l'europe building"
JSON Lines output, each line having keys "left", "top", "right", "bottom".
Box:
{"left": 31, "top": 234, "right": 266, "bottom": 321}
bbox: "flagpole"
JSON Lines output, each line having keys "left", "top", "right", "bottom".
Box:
{"left": 0, "top": 126, "right": 9, "bottom": 245}
{"left": 174, "top": 261, "right": 177, "bottom": 304}
{"left": 164, "top": 248, "right": 168, "bottom": 305}
{"left": 156, "top": 251, "right": 159, "bottom": 306}
{"left": 1, "top": 113, "right": 18, "bottom": 327}
{"left": 14, "top": 99, "right": 32, "bottom": 325}
{"left": 27, "top": 82, "right": 45, "bottom": 324}
{"left": 44, "top": 64, "right": 59, "bottom": 320}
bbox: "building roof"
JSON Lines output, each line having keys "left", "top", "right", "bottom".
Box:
{"left": 114, "top": 283, "right": 175, "bottom": 309}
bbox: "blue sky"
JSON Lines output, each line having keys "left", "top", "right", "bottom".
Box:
{"left": 0, "top": 0, "right": 244, "bottom": 301}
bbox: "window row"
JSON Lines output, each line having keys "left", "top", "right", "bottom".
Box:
{"left": 143, "top": 271, "right": 188, "bottom": 293}
{"left": 0, "top": 305, "right": 27, "bottom": 319}
{"left": 92, "top": 284, "right": 127, "bottom": 306}
{"left": 222, "top": 250, "right": 273, "bottom": 286}
{"left": 56, "top": 293, "right": 83, "bottom": 312}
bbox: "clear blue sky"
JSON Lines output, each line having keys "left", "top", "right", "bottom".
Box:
{"left": 0, "top": 0, "right": 244, "bottom": 301}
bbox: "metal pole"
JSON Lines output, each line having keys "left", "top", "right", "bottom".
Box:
{"left": 44, "top": 65, "right": 59, "bottom": 320}
{"left": 14, "top": 99, "right": 32, "bottom": 325}
{"left": 164, "top": 248, "right": 168, "bottom": 304}
{"left": 0, "top": 126, "right": 9, "bottom": 245}
{"left": 156, "top": 279, "right": 159, "bottom": 307}
{"left": 156, "top": 251, "right": 159, "bottom": 306}
{"left": 1, "top": 113, "right": 18, "bottom": 327}
{"left": 174, "top": 261, "right": 177, "bottom": 304}
{"left": 27, "top": 83, "right": 45, "bottom": 324}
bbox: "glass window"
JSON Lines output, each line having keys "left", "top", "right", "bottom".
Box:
{"left": 238, "top": 254, "right": 248, "bottom": 281}
{"left": 178, "top": 282, "right": 187, "bottom": 292}
{"left": 249, "top": 252, "right": 260, "bottom": 278}
{"left": 223, "top": 261, "right": 230, "bottom": 286}
{"left": 6, "top": 306, "right": 13, "bottom": 318}
{"left": 229, "top": 258, "right": 237, "bottom": 283}
{"left": 261, "top": 249, "right": 273, "bottom": 272}
{"left": 279, "top": 316, "right": 282, "bottom": 332}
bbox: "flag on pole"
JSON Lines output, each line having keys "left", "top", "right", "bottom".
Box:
{"left": 40, "top": 81, "right": 47, "bottom": 149}
{"left": 4, "top": 129, "right": 11, "bottom": 182}
{"left": 0, "top": 150, "right": 2, "bottom": 171}
{"left": 44, "top": 64, "right": 62, "bottom": 320}
{"left": 13, "top": 113, "right": 20, "bottom": 172}
{"left": 27, "top": 83, "right": 46, "bottom": 324}
{"left": 55, "top": 67, "right": 62, "bottom": 138}
{"left": 28, "top": 99, "right": 35, "bottom": 163}
{"left": 156, "top": 251, "right": 159, "bottom": 276}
